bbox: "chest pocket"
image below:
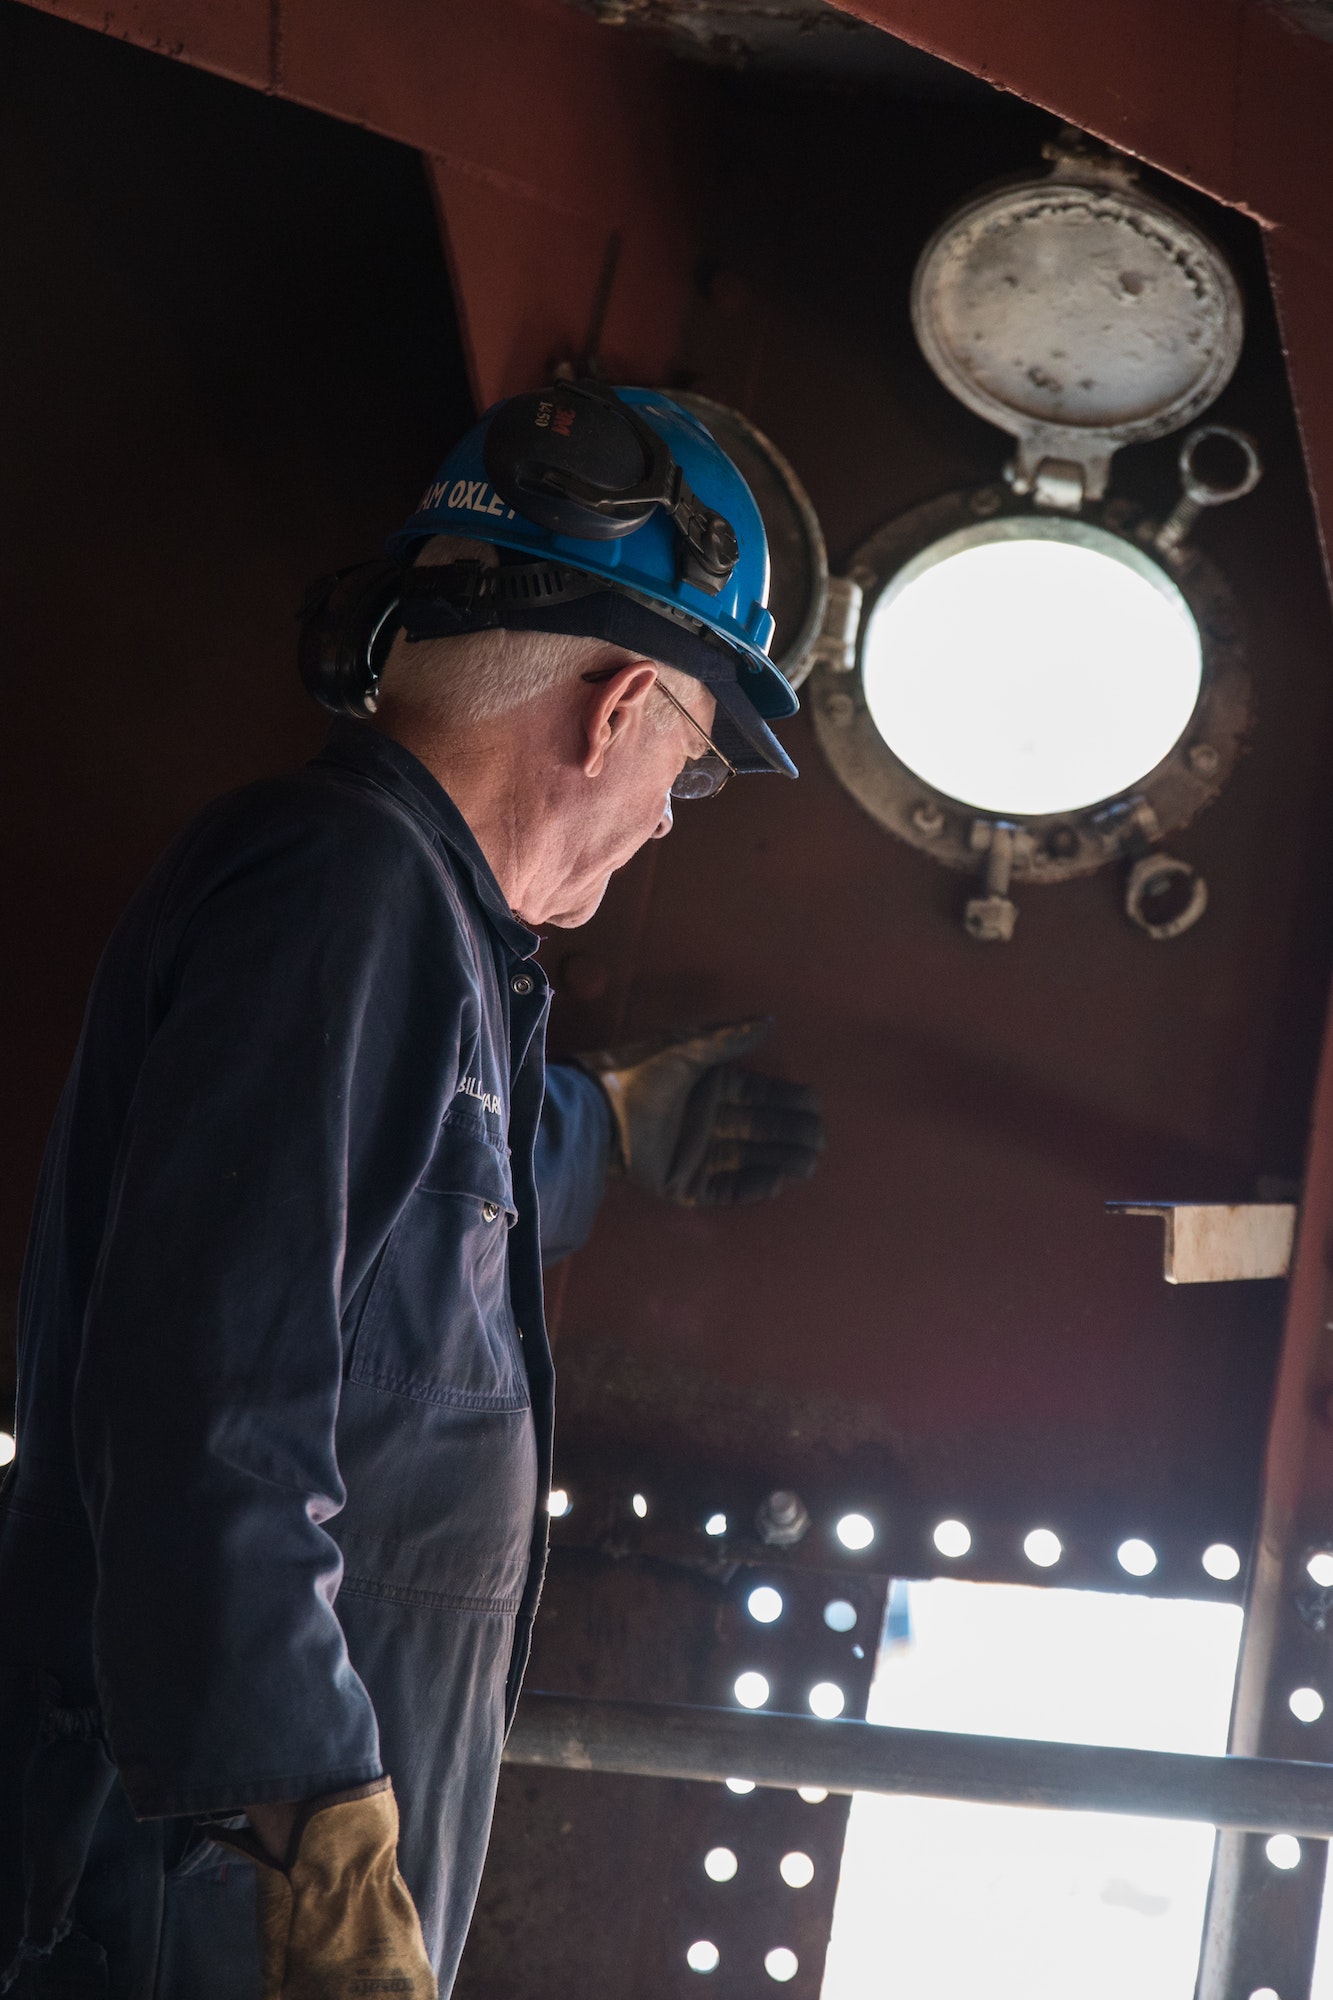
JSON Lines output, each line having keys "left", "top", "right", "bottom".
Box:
{"left": 347, "top": 1106, "right": 528, "bottom": 1409}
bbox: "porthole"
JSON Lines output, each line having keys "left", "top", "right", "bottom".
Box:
{"left": 812, "top": 489, "right": 1252, "bottom": 924}
{"left": 862, "top": 518, "right": 1203, "bottom": 819}
{"left": 812, "top": 151, "right": 1259, "bottom": 945}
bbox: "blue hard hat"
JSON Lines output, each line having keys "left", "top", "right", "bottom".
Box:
{"left": 386, "top": 384, "right": 798, "bottom": 778}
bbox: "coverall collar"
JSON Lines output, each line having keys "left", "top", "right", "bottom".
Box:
{"left": 315, "top": 721, "right": 540, "bottom": 960}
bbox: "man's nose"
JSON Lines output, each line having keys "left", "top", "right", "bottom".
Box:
{"left": 653, "top": 799, "right": 674, "bottom": 840}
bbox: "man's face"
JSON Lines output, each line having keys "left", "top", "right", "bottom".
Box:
{"left": 534, "top": 663, "right": 718, "bottom": 928}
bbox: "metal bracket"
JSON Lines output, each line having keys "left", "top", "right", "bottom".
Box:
{"left": 964, "top": 821, "right": 1035, "bottom": 942}
{"left": 1107, "top": 1201, "right": 1297, "bottom": 1283}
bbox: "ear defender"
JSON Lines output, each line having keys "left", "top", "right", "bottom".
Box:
{"left": 298, "top": 558, "right": 403, "bottom": 716}
{"left": 483, "top": 381, "right": 739, "bottom": 596}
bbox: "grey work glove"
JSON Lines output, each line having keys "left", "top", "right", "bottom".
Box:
{"left": 576, "top": 1018, "right": 825, "bottom": 1207}
{"left": 211, "top": 1779, "right": 436, "bottom": 2000}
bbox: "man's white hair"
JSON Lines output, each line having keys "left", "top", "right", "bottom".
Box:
{"left": 378, "top": 535, "right": 695, "bottom": 731}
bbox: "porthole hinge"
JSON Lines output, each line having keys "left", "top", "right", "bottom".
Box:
{"left": 807, "top": 574, "right": 864, "bottom": 674}
{"left": 1018, "top": 454, "right": 1088, "bottom": 514}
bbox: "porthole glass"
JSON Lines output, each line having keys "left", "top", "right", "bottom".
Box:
{"left": 860, "top": 519, "right": 1202, "bottom": 818}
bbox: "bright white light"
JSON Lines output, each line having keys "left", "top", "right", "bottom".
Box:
{"left": 1267, "top": 1836, "right": 1302, "bottom": 1872}
{"left": 734, "top": 1672, "right": 770, "bottom": 1710}
{"left": 823, "top": 1578, "right": 1243, "bottom": 2000}
{"left": 780, "top": 1851, "right": 815, "bottom": 1888}
{"left": 836, "top": 1513, "right": 875, "bottom": 1552}
{"left": 1249, "top": 1989, "right": 1280, "bottom": 1999}
{"left": 686, "top": 1940, "right": 720, "bottom": 1973}
{"left": 798, "top": 1786, "right": 828, "bottom": 1804}
{"left": 934, "top": 1519, "right": 972, "bottom": 1559}
{"left": 1290, "top": 1687, "right": 1325, "bottom": 1724}
{"left": 1309, "top": 1552, "right": 1333, "bottom": 1588}
{"left": 725, "top": 1777, "right": 755, "bottom": 1795}
{"left": 0, "top": 1433, "right": 14, "bottom": 1468}
{"left": 1024, "top": 1528, "right": 1063, "bottom": 1569}
{"left": 631, "top": 1492, "right": 648, "bottom": 1519}
{"left": 1117, "top": 1539, "right": 1158, "bottom": 1578}
{"left": 809, "top": 1682, "right": 846, "bottom": 1719}
{"left": 705, "top": 1512, "right": 728, "bottom": 1537}
{"left": 704, "top": 1846, "right": 738, "bottom": 1882}
{"left": 824, "top": 1599, "right": 857, "bottom": 1633}
{"left": 861, "top": 520, "right": 1203, "bottom": 816}
{"left": 748, "top": 1586, "right": 784, "bottom": 1624}
{"left": 764, "top": 1948, "right": 799, "bottom": 1983}
{"left": 546, "top": 1488, "right": 570, "bottom": 1517}
{"left": 1203, "top": 1543, "right": 1241, "bottom": 1581}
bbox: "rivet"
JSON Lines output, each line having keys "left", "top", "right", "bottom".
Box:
{"left": 512, "top": 973, "right": 535, "bottom": 996}
{"left": 1189, "top": 742, "right": 1221, "bottom": 777}
{"left": 481, "top": 1201, "right": 500, "bottom": 1223}
{"left": 911, "top": 800, "right": 945, "bottom": 838}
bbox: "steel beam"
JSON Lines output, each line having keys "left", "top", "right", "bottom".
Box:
{"left": 504, "top": 1694, "right": 1333, "bottom": 1838}
{"left": 1192, "top": 984, "right": 1333, "bottom": 1994}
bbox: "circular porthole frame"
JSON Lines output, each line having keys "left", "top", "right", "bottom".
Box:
{"left": 810, "top": 485, "right": 1253, "bottom": 886}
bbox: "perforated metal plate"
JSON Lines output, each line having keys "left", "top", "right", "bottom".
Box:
{"left": 911, "top": 171, "right": 1244, "bottom": 498}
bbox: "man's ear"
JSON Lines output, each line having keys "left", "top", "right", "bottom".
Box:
{"left": 581, "top": 661, "right": 659, "bottom": 779}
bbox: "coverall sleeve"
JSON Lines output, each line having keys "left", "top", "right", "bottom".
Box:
{"left": 535, "top": 1064, "right": 613, "bottom": 1265}
{"left": 72, "top": 795, "right": 465, "bottom": 1818}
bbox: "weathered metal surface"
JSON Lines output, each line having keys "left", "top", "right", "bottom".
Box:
{"left": 542, "top": 1413, "right": 1249, "bottom": 1603}
{"left": 911, "top": 157, "right": 1245, "bottom": 501}
{"left": 456, "top": 1546, "right": 886, "bottom": 2000}
{"left": 1194, "top": 940, "right": 1333, "bottom": 1991}
{"left": 543, "top": 92, "right": 1333, "bottom": 1571}
{"left": 1110, "top": 1202, "right": 1297, "bottom": 1283}
{"left": 507, "top": 1692, "right": 1333, "bottom": 1836}
{"left": 564, "top": 0, "right": 970, "bottom": 81}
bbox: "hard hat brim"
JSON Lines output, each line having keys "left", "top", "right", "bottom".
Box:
{"left": 396, "top": 566, "right": 798, "bottom": 778}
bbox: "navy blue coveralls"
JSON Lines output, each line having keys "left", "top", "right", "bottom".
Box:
{"left": 0, "top": 723, "right": 612, "bottom": 1997}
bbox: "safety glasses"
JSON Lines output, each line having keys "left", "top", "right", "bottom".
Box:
{"left": 581, "top": 666, "right": 736, "bottom": 801}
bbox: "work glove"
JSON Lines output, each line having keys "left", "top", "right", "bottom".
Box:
{"left": 576, "top": 1018, "right": 825, "bottom": 1207}
{"left": 210, "top": 1778, "right": 436, "bottom": 2000}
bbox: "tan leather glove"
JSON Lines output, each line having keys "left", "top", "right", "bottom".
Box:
{"left": 576, "top": 1018, "right": 826, "bottom": 1207}
{"left": 211, "top": 1778, "right": 436, "bottom": 2000}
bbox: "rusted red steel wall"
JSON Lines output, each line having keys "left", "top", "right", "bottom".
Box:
{"left": 19, "top": 0, "right": 1333, "bottom": 566}
{"left": 14, "top": 0, "right": 701, "bottom": 407}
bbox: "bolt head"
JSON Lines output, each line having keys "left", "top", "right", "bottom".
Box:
{"left": 756, "top": 1489, "right": 811, "bottom": 1547}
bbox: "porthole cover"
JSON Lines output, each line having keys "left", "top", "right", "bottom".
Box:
{"left": 911, "top": 154, "right": 1243, "bottom": 500}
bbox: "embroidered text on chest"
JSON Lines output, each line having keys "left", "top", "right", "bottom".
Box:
{"left": 456, "top": 1074, "right": 503, "bottom": 1117}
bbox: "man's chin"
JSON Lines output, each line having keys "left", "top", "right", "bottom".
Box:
{"left": 526, "top": 879, "right": 610, "bottom": 930}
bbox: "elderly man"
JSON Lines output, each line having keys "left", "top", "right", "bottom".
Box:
{"left": 0, "top": 384, "right": 821, "bottom": 1999}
